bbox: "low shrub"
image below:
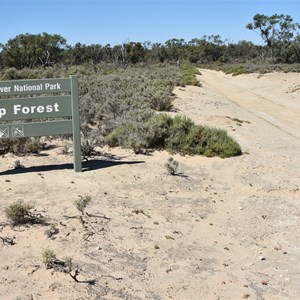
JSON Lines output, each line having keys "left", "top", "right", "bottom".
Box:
{"left": 145, "top": 113, "right": 173, "bottom": 148}
{"left": 42, "top": 249, "right": 74, "bottom": 274}
{"left": 108, "top": 114, "right": 242, "bottom": 158}
{"left": 80, "top": 125, "right": 103, "bottom": 158}
{"left": 224, "top": 66, "right": 247, "bottom": 76}
{"left": 0, "top": 137, "right": 42, "bottom": 155}
{"left": 165, "top": 115, "right": 241, "bottom": 157}
{"left": 178, "top": 64, "right": 201, "bottom": 86}
{"left": 165, "top": 115, "right": 195, "bottom": 152}
{"left": 74, "top": 195, "right": 92, "bottom": 215}
{"left": 42, "top": 249, "right": 57, "bottom": 269}
{"left": 4, "top": 200, "right": 45, "bottom": 226}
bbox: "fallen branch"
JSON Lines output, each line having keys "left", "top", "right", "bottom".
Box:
{"left": 69, "top": 269, "right": 80, "bottom": 282}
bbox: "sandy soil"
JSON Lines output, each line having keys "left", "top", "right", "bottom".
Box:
{"left": 0, "top": 69, "right": 299, "bottom": 300}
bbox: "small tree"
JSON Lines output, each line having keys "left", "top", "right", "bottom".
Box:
{"left": 1, "top": 32, "right": 67, "bottom": 69}
{"left": 246, "top": 13, "right": 300, "bottom": 61}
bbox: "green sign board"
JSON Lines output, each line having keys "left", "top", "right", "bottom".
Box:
{"left": 0, "top": 76, "right": 82, "bottom": 172}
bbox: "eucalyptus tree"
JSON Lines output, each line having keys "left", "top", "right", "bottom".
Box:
{"left": 1, "top": 33, "right": 67, "bottom": 69}
{"left": 148, "top": 43, "right": 167, "bottom": 63}
{"left": 246, "top": 13, "right": 300, "bottom": 61}
{"left": 165, "top": 38, "right": 186, "bottom": 62}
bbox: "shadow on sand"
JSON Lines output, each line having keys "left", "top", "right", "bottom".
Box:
{"left": 0, "top": 159, "right": 145, "bottom": 175}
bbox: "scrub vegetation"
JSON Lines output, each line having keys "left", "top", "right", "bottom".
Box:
{"left": 1, "top": 13, "right": 298, "bottom": 158}
{"left": 0, "top": 63, "right": 241, "bottom": 159}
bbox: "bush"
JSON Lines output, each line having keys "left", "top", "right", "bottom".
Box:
{"left": 178, "top": 64, "right": 201, "bottom": 86}
{"left": 74, "top": 195, "right": 92, "bottom": 215}
{"left": 42, "top": 249, "right": 74, "bottom": 273}
{"left": 0, "top": 63, "right": 242, "bottom": 158}
{"left": 108, "top": 114, "right": 242, "bottom": 158}
{"left": 202, "top": 127, "right": 242, "bottom": 158}
{"left": 81, "top": 125, "right": 103, "bottom": 158}
{"left": 165, "top": 115, "right": 195, "bottom": 152}
{"left": 0, "top": 137, "right": 42, "bottom": 155}
{"left": 42, "top": 249, "right": 57, "bottom": 269}
{"left": 145, "top": 113, "right": 173, "bottom": 148}
{"left": 4, "top": 200, "right": 45, "bottom": 226}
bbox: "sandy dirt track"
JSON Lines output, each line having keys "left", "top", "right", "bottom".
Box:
{"left": 0, "top": 69, "right": 300, "bottom": 300}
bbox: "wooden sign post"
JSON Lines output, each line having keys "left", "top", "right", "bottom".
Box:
{"left": 0, "top": 76, "right": 82, "bottom": 172}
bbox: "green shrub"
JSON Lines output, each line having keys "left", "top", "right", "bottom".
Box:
{"left": 105, "top": 130, "right": 120, "bottom": 147}
{"left": 74, "top": 195, "right": 92, "bottom": 215}
{"left": 106, "top": 113, "right": 151, "bottom": 153}
{"left": 42, "top": 249, "right": 74, "bottom": 273}
{"left": 178, "top": 64, "right": 201, "bottom": 86}
{"left": 201, "top": 62, "right": 300, "bottom": 75}
{"left": 42, "top": 249, "right": 57, "bottom": 269}
{"left": 203, "top": 127, "right": 242, "bottom": 158}
{"left": 1, "top": 68, "right": 19, "bottom": 80}
{"left": 224, "top": 66, "right": 247, "bottom": 76}
{"left": 4, "top": 200, "right": 45, "bottom": 226}
{"left": 108, "top": 114, "right": 241, "bottom": 158}
{"left": 145, "top": 113, "right": 173, "bottom": 148}
{"left": 181, "top": 125, "right": 207, "bottom": 155}
{"left": 165, "top": 115, "right": 195, "bottom": 153}
{"left": 0, "top": 64, "right": 184, "bottom": 155}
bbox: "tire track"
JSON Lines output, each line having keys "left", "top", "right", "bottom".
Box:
{"left": 199, "top": 69, "right": 300, "bottom": 141}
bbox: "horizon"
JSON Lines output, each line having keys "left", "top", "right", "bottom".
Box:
{"left": 0, "top": 0, "right": 300, "bottom": 47}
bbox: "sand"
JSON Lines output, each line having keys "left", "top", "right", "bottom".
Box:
{"left": 0, "top": 69, "right": 299, "bottom": 300}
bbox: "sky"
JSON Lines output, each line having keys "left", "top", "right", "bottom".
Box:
{"left": 0, "top": 0, "right": 300, "bottom": 47}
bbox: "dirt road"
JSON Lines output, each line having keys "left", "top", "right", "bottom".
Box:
{"left": 199, "top": 69, "right": 300, "bottom": 141}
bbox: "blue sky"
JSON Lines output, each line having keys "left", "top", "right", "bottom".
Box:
{"left": 1, "top": 0, "right": 300, "bottom": 46}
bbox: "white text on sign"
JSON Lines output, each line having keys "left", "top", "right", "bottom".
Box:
{"left": 0, "top": 103, "right": 60, "bottom": 118}
{"left": 0, "top": 82, "right": 62, "bottom": 94}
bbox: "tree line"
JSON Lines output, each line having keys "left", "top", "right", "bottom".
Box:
{"left": 0, "top": 13, "right": 299, "bottom": 70}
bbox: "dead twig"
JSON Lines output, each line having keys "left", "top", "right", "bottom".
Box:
{"left": 86, "top": 212, "right": 111, "bottom": 221}
{"left": 69, "top": 269, "right": 80, "bottom": 282}
{"left": 0, "top": 236, "right": 16, "bottom": 245}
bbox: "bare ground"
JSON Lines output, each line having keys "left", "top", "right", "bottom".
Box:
{"left": 0, "top": 69, "right": 299, "bottom": 300}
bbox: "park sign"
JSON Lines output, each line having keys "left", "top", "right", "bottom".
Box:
{"left": 0, "top": 76, "right": 82, "bottom": 172}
